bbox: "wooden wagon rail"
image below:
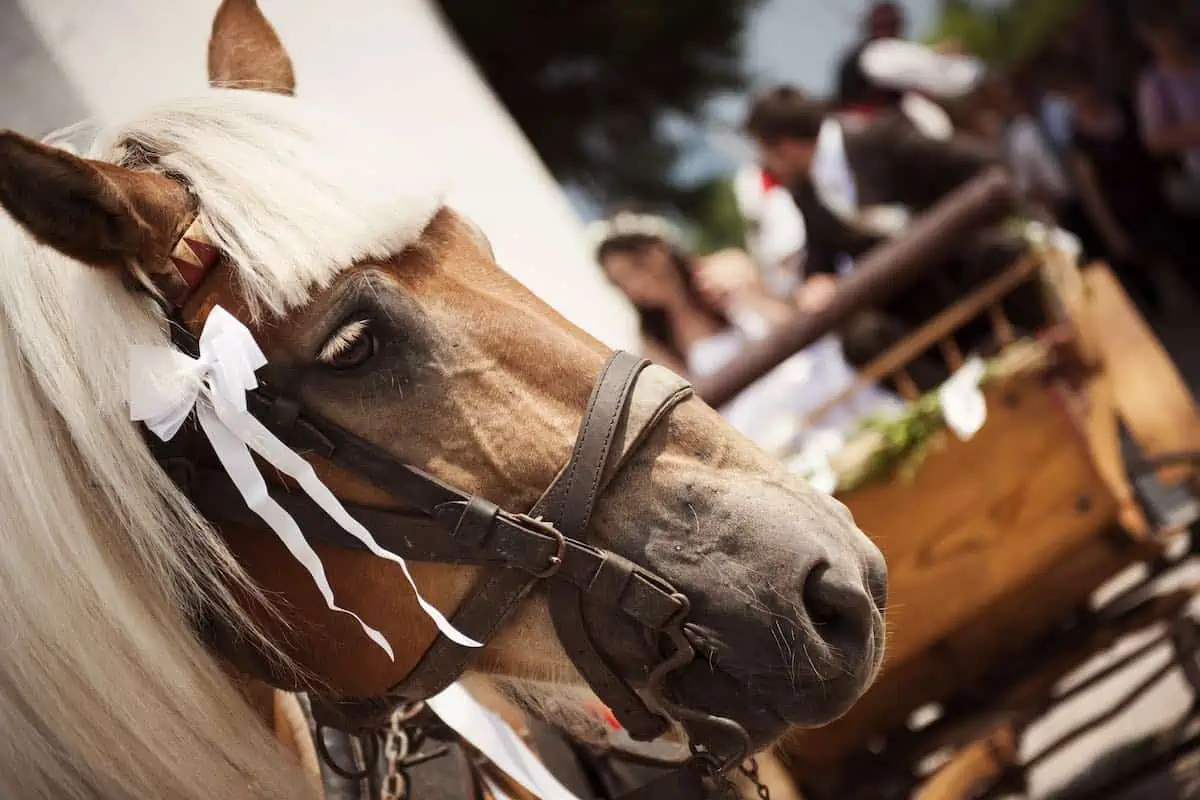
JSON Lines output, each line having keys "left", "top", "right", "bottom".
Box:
{"left": 694, "top": 168, "right": 1018, "bottom": 409}
{"left": 802, "top": 252, "right": 1040, "bottom": 424}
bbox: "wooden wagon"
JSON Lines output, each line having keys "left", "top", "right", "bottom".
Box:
{"left": 769, "top": 242, "right": 1200, "bottom": 798}
{"left": 695, "top": 174, "right": 1200, "bottom": 799}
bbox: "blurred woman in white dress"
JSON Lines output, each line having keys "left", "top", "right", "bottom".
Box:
{"left": 588, "top": 211, "right": 902, "bottom": 455}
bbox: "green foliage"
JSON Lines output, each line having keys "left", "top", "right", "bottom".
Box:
{"left": 928, "top": 0, "right": 1084, "bottom": 67}
{"left": 681, "top": 176, "right": 748, "bottom": 255}
{"left": 434, "top": 0, "right": 761, "bottom": 209}
{"left": 856, "top": 393, "right": 951, "bottom": 486}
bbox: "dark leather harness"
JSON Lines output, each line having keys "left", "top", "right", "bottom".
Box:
{"left": 147, "top": 295, "right": 757, "bottom": 797}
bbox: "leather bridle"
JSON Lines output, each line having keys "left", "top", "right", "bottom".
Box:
{"left": 138, "top": 215, "right": 756, "bottom": 797}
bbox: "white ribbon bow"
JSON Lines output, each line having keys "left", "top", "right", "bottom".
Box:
{"left": 130, "top": 306, "right": 482, "bottom": 658}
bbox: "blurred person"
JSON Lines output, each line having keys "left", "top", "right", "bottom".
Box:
{"left": 836, "top": 2, "right": 908, "bottom": 115}
{"left": 835, "top": 3, "right": 984, "bottom": 139}
{"left": 1040, "top": 91, "right": 1076, "bottom": 158}
{"left": 743, "top": 85, "right": 1041, "bottom": 389}
{"left": 1133, "top": 0, "right": 1200, "bottom": 212}
{"left": 690, "top": 245, "right": 795, "bottom": 338}
{"left": 589, "top": 210, "right": 901, "bottom": 449}
{"left": 587, "top": 210, "right": 787, "bottom": 376}
{"left": 990, "top": 78, "right": 1072, "bottom": 216}
{"left": 1051, "top": 57, "right": 1198, "bottom": 309}
{"left": 731, "top": 163, "right": 806, "bottom": 299}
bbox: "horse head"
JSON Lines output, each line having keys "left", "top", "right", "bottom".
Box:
{"left": 0, "top": 1, "right": 886, "bottom": 794}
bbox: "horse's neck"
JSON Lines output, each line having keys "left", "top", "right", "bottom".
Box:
{"left": 225, "top": 669, "right": 275, "bottom": 724}
{"left": 227, "top": 672, "right": 325, "bottom": 796}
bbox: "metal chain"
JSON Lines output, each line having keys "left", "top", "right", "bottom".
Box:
{"left": 738, "top": 757, "right": 771, "bottom": 800}
{"left": 380, "top": 702, "right": 424, "bottom": 800}
{"left": 372, "top": 699, "right": 765, "bottom": 800}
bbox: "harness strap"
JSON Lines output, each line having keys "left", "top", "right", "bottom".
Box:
{"left": 543, "top": 351, "right": 649, "bottom": 538}
{"left": 613, "top": 761, "right": 710, "bottom": 800}
{"left": 342, "top": 353, "right": 691, "bottom": 732}
{"left": 170, "top": 349, "right": 695, "bottom": 736}
{"left": 537, "top": 352, "right": 671, "bottom": 740}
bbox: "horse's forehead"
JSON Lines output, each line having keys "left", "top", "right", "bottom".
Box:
{"left": 177, "top": 207, "right": 480, "bottom": 350}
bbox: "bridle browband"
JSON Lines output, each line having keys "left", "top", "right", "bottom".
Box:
{"left": 138, "top": 211, "right": 755, "bottom": 796}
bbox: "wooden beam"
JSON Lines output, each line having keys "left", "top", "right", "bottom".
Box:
{"left": 695, "top": 168, "right": 1018, "bottom": 408}
{"left": 803, "top": 254, "right": 1040, "bottom": 427}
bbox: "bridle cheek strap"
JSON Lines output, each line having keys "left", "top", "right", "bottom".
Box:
{"left": 371, "top": 356, "right": 693, "bottom": 736}
{"left": 268, "top": 354, "right": 694, "bottom": 737}
{"left": 534, "top": 353, "right": 692, "bottom": 739}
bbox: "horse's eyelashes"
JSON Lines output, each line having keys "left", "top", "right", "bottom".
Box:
{"left": 317, "top": 319, "right": 374, "bottom": 367}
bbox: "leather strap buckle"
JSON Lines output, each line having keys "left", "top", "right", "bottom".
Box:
{"left": 512, "top": 514, "right": 566, "bottom": 578}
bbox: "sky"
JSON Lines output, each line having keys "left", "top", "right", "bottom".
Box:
{"left": 748, "top": 0, "right": 939, "bottom": 94}
{"left": 563, "top": 0, "right": 939, "bottom": 217}
{"left": 669, "top": 0, "right": 940, "bottom": 185}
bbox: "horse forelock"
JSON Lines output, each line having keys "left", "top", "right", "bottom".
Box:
{"left": 97, "top": 88, "right": 446, "bottom": 320}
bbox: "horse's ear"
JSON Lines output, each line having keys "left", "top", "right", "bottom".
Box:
{"left": 208, "top": 0, "right": 296, "bottom": 95}
{"left": 0, "top": 131, "right": 193, "bottom": 272}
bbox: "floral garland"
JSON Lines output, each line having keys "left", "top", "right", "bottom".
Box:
{"left": 796, "top": 339, "right": 1053, "bottom": 494}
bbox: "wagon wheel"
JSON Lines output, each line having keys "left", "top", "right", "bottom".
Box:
{"left": 910, "top": 725, "right": 1021, "bottom": 800}
{"left": 1172, "top": 614, "right": 1200, "bottom": 704}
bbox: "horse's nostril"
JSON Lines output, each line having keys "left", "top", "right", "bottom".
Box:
{"left": 801, "top": 561, "right": 874, "bottom": 654}
{"left": 802, "top": 562, "right": 839, "bottom": 625}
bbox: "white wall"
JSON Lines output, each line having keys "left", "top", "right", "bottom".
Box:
{"left": 15, "top": 0, "right": 639, "bottom": 350}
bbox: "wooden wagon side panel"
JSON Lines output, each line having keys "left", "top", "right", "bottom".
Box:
{"left": 780, "top": 534, "right": 1138, "bottom": 777}
{"left": 848, "top": 376, "right": 1117, "bottom": 669}
{"left": 1082, "top": 264, "right": 1200, "bottom": 470}
{"left": 779, "top": 375, "right": 1127, "bottom": 778}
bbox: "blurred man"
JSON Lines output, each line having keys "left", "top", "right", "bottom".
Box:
{"left": 730, "top": 162, "right": 806, "bottom": 297}
{"left": 1134, "top": 0, "right": 1200, "bottom": 213}
{"left": 744, "top": 85, "right": 1037, "bottom": 387}
{"left": 835, "top": 2, "right": 985, "bottom": 140}
{"left": 836, "top": 2, "right": 907, "bottom": 114}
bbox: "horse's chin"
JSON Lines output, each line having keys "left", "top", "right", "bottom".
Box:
{"left": 485, "top": 672, "right": 791, "bottom": 758}
{"left": 662, "top": 650, "right": 879, "bottom": 754}
{"left": 660, "top": 665, "right": 791, "bottom": 754}
{"left": 484, "top": 676, "right": 621, "bottom": 747}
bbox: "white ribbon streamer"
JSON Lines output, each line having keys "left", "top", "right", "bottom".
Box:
{"left": 130, "top": 306, "right": 482, "bottom": 657}
{"left": 428, "top": 683, "right": 583, "bottom": 800}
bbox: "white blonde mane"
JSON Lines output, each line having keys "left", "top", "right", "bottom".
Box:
{"left": 0, "top": 89, "right": 442, "bottom": 799}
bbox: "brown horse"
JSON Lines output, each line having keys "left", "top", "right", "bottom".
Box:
{"left": 0, "top": 1, "right": 885, "bottom": 797}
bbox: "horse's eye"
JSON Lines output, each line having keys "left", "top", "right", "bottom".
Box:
{"left": 319, "top": 320, "right": 376, "bottom": 370}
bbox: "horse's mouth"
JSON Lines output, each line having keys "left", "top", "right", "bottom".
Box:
{"left": 652, "top": 620, "right": 882, "bottom": 748}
